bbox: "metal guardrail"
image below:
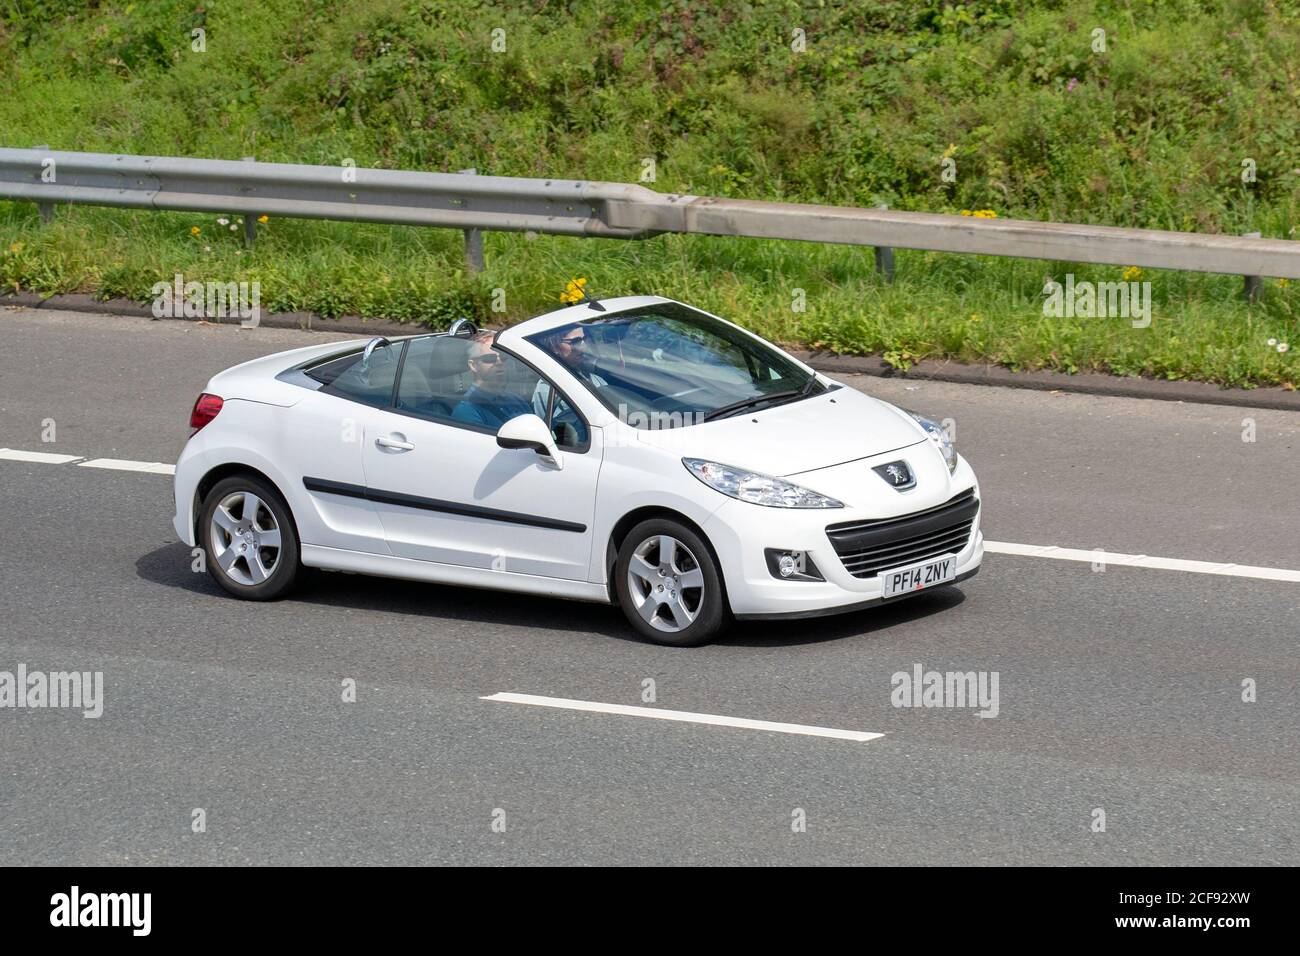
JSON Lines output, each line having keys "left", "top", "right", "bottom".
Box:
{"left": 2, "top": 147, "right": 1296, "bottom": 291}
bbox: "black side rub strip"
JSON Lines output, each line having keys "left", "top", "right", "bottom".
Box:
{"left": 303, "top": 477, "right": 587, "bottom": 533}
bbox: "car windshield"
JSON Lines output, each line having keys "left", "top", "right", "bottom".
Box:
{"left": 524, "top": 303, "right": 826, "bottom": 429}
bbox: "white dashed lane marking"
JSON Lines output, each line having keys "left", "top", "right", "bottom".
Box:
{"left": 0, "top": 448, "right": 175, "bottom": 474}
{"left": 77, "top": 458, "right": 176, "bottom": 475}
{"left": 3, "top": 448, "right": 1297, "bottom": 583}
{"left": 982, "top": 541, "right": 1300, "bottom": 584}
{"left": 0, "top": 449, "right": 84, "bottom": 464}
{"left": 481, "top": 692, "right": 886, "bottom": 742}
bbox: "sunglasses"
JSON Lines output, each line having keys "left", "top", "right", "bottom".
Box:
{"left": 471, "top": 353, "right": 502, "bottom": 366}
{"left": 560, "top": 334, "right": 587, "bottom": 346}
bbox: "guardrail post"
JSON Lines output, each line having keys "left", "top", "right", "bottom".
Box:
{"left": 34, "top": 144, "right": 53, "bottom": 224}
{"left": 242, "top": 156, "right": 258, "bottom": 247}
{"left": 873, "top": 203, "right": 895, "bottom": 282}
{"left": 459, "top": 168, "right": 484, "bottom": 273}
{"left": 1243, "top": 231, "right": 1262, "bottom": 302}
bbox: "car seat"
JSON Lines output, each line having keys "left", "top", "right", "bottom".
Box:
{"left": 395, "top": 336, "right": 473, "bottom": 418}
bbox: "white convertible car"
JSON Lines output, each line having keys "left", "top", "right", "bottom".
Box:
{"left": 174, "top": 296, "right": 982, "bottom": 645}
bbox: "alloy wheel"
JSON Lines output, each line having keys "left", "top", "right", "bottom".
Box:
{"left": 209, "top": 491, "right": 283, "bottom": 586}
{"left": 626, "top": 534, "right": 706, "bottom": 633}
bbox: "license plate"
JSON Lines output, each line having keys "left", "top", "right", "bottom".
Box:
{"left": 880, "top": 554, "right": 957, "bottom": 598}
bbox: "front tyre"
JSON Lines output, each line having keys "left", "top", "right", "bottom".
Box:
{"left": 615, "top": 519, "right": 728, "bottom": 646}
{"left": 199, "top": 475, "right": 301, "bottom": 600}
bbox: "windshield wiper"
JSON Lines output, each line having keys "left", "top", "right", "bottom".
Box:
{"left": 704, "top": 389, "right": 802, "bottom": 422}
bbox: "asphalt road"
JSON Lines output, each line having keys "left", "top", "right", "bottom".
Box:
{"left": 1, "top": 307, "right": 1296, "bottom": 865}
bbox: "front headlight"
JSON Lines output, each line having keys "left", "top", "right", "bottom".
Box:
{"left": 908, "top": 412, "right": 958, "bottom": 474}
{"left": 683, "top": 459, "right": 844, "bottom": 509}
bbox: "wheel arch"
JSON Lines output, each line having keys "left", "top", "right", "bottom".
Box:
{"left": 605, "top": 506, "right": 729, "bottom": 608}
{"left": 193, "top": 463, "right": 299, "bottom": 544}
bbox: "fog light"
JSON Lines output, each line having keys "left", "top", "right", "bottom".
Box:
{"left": 764, "top": 548, "right": 824, "bottom": 582}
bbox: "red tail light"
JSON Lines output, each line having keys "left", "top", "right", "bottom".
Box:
{"left": 189, "top": 393, "right": 224, "bottom": 432}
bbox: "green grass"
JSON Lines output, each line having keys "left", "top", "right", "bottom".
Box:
{"left": 2, "top": 0, "right": 1299, "bottom": 387}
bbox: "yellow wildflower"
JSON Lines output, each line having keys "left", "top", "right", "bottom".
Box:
{"left": 560, "top": 277, "right": 592, "bottom": 304}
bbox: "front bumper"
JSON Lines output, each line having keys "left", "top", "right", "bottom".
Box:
{"left": 702, "top": 453, "right": 983, "bottom": 619}
{"left": 733, "top": 565, "right": 981, "bottom": 621}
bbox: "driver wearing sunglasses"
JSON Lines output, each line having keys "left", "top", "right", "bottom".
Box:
{"left": 452, "top": 332, "right": 533, "bottom": 430}
{"left": 550, "top": 326, "right": 603, "bottom": 381}
{"left": 530, "top": 323, "right": 605, "bottom": 424}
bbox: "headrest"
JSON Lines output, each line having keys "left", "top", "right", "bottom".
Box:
{"left": 426, "top": 336, "right": 472, "bottom": 380}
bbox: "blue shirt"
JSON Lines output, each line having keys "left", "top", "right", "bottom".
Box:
{"left": 451, "top": 386, "right": 533, "bottom": 430}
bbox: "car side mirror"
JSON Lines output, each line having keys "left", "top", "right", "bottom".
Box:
{"left": 496, "top": 414, "right": 563, "bottom": 470}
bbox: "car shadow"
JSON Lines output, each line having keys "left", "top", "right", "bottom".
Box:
{"left": 717, "top": 587, "right": 967, "bottom": 647}
{"left": 136, "top": 542, "right": 968, "bottom": 648}
{"left": 135, "top": 542, "right": 630, "bottom": 638}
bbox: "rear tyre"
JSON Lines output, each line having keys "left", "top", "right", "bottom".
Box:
{"left": 615, "top": 519, "right": 728, "bottom": 646}
{"left": 199, "top": 475, "right": 300, "bottom": 600}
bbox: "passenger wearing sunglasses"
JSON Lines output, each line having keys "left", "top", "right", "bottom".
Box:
{"left": 452, "top": 332, "right": 533, "bottom": 430}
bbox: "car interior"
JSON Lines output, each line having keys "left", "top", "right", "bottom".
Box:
{"left": 308, "top": 334, "right": 587, "bottom": 447}
{"left": 395, "top": 335, "right": 474, "bottom": 419}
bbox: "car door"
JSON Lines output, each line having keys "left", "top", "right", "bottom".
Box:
{"left": 287, "top": 341, "right": 406, "bottom": 555}
{"left": 358, "top": 334, "right": 602, "bottom": 581}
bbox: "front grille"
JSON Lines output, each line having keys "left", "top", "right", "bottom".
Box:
{"left": 826, "top": 489, "right": 978, "bottom": 579}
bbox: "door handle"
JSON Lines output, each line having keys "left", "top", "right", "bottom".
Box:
{"left": 375, "top": 435, "right": 415, "bottom": 451}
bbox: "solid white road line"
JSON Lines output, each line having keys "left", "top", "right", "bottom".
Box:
{"left": 1, "top": 448, "right": 1298, "bottom": 584}
{"left": 481, "top": 692, "right": 885, "bottom": 742}
{"left": 983, "top": 541, "right": 1300, "bottom": 583}
{"left": 0, "top": 448, "right": 83, "bottom": 464}
{"left": 77, "top": 458, "right": 176, "bottom": 475}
